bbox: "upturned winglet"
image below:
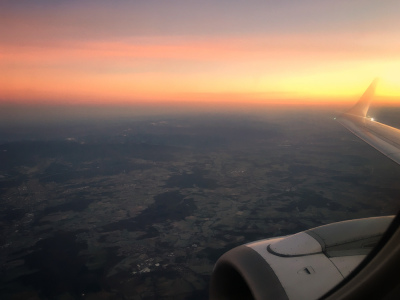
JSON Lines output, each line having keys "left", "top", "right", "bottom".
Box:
{"left": 346, "top": 78, "right": 379, "bottom": 117}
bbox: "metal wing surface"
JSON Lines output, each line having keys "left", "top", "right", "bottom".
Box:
{"left": 336, "top": 79, "right": 400, "bottom": 165}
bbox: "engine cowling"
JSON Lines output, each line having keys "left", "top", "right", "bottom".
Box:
{"left": 210, "top": 216, "right": 393, "bottom": 300}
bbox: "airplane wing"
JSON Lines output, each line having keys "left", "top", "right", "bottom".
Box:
{"left": 210, "top": 80, "right": 400, "bottom": 300}
{"left": 336, "top": 79, "right": 400, "bottom": 165}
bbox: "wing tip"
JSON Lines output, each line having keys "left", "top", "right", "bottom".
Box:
{"left": 346, "top": 78, "right": 379, "bottom": 117}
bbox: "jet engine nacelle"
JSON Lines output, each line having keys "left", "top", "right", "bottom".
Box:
{"left": 209, "top": 216, "right": 393, "bottom": 300}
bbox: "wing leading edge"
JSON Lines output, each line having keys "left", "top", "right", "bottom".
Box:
{"left": 336, "top": 79, "right": 400, "bottom": 165}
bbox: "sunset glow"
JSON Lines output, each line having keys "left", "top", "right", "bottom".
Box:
{"left": 1, "top": 1, "right": 400, "bottom": 107}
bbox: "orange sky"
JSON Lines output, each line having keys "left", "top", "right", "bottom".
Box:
{"left": 1, "top": 1, "right": 400, "bottom": 107}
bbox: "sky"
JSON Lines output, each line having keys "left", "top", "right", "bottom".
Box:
{"left": 1, "top": 0, "right": 400, "bottom": 108}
